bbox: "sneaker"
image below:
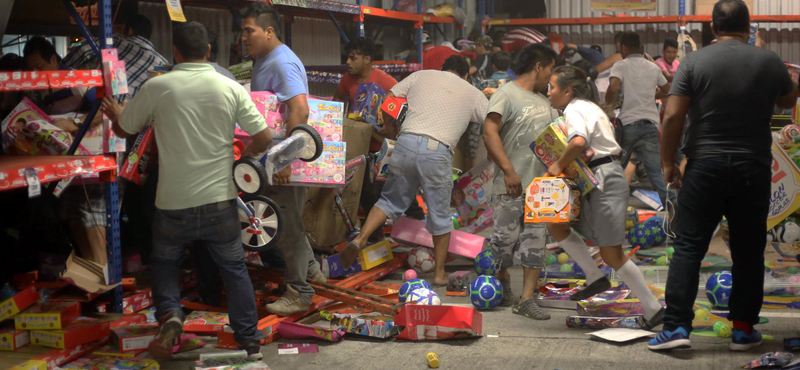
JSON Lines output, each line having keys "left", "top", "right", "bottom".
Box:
{"left": 730, "top": 329, "right": 763, "bottom": 352}
{"left": 265, "top": 285, "right": 310, "bottom": 317}
{"left": 648, "top": 327, "right": 691, "bottom": 351}
{"left": 498, "top": 280, "right": 518, "bottom": 307}
{"left": 512, "top": 298, "right": 551, "bottom": 320}
{"left": 643, "top": 307, "right": 666, "bottom": 330}
{"left": 569, "top": 277, "right": 612, "bottom": 301}
{"left": 308, "top": 270, "right": 326, "bottom": 284}
{"left": 148, "top": 311, "right": 184, "bottom": 360}
{"left": 238, "top": 339, "right": 263, "bottom": 360}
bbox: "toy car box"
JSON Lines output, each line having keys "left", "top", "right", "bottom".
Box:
{"left": 524, "top": 177, "right": 581, "bottom": 224}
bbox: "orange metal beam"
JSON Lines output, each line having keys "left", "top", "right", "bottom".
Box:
{"left": 362, "top": 6, "right": 421, "bottom": 22}
{"left": 422, "top": 15, "right": 456, "bottom": 24}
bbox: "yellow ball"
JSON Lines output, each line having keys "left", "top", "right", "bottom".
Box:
{"left": 694, "top": 309, "right": 709, "bottom": 321}
{"left": 557, "top": 253, "right": 570, "bottom": 264}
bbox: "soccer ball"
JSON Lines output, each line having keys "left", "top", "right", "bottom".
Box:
{"left": 474, "top": 250, "right": 496, "bottom": 276}
{"left": 469, "top": 275, "right": 503, "bottom": 310}
{"left": 399, "top": 279, "right": 433, "bottom": 302}
{"left": 625, "top": 207, "right": 639, "bottom": 229}
{"left": 407, "top": 288, "right": 441, "bottom": 305}
{"left": 407, "top": 248, "right": 435, "bottom": 273}
{"left": 628, "top": 224, "right": 655, "bottom": 249}
{"left": 644, "top": 216, "right": 667, "bottom": 246}
{"left": 767, "top": 222, "right": 800, "bottom": 244}
{"left": 706, "top": 271, "right": 733, "bottom": 308}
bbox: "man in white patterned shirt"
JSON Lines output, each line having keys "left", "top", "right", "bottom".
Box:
{"left": 63, "top": 15, "right": 168, "bottom": 102}
{"left": 340, "top": 55, "right": 488, "bottom": 285}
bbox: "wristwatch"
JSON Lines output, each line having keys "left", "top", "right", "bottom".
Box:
{"left": 73, "top": 117, "right": 82, "bottom": 126}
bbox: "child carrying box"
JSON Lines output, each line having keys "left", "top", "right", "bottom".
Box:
{"left": 544, "top": 65, "right": 664, "bottom": 330}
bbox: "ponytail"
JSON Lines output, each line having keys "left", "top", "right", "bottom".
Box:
{"left": 552, "top": 65, "right": 599, "bottom": 104}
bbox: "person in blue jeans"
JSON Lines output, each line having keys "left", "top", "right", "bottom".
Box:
{"left": 340, "top": 56, "right": 488, "bottom": 286}
{"left": 104, "top": 22, "right": 272, "bottom": 360}
{"left": 605, "top": 31, "right": 673, "bottom": 206}
{"left": 651, "top": 0, "right": 798, "bottom": 352}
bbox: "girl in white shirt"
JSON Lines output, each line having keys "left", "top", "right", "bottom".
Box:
{"left": 545, "top": 65, "right": 664, "bottom": 330}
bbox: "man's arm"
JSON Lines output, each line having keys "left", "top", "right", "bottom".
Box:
{"left": 660, "top": 95, "right": 691, "bottom": 186}
{"left": 101, "top": 97, "right": 139, "bottom": 139}
{"left": 236, "top": 87, "right": 273, "bottom": 158}
{"left": 777, "top": 84, "right": 799, "bottom": 109}
{"left": 241, "top": 129, "right": 272, "bottom": 158}
{"left": 596, "top": 53, "right": 622, "bottom": 73}
{"left": 483, "top": 112, "right": 522, "bottom": 197}
{"left": 655, "top": 83, "right": 672, "bottom": 100}
{"left": 604, "top": 77, "right": 621, "bottom": 117}
{"left": 284, "top": 94, "right": 310, "bottom": 132}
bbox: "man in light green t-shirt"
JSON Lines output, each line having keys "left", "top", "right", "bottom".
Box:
{"left": 103, "top": 22, "right": 271, "bottom": 360}
{"left": 483, "top": 43, "right": 557, "bottom": 321}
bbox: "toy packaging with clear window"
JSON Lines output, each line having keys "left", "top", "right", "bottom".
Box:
{"left": 530, "top": 117, "right": 598, "bottom": 195}
{"left": 307, "top": 99, "right": 344, "bottom": 142}
{"left": 524, "top": 176, "right": 581, "bottom": 224}
{"left": 353, "top": 82, "right": 386, "bottom": 125}
{"left": 373, "top": 138, "right": 395, "bottom": 182}
{"left": 452, "top": 159, "right": 495, "bottom": 233}
{"left": 289, "top": 141, "right": 346, "bottom": 187}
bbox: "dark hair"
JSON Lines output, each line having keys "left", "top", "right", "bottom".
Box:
{"left": 620, "top": 31, "right": 641, "bottom": 52}
{"left": 0, "top": 53, "right": 23, "bottom": 72}
{"left": 205, "top": 27, "right": 219, "bottom": 62}
{"left": 492, "top": 41, "right": 503, "bottom": 49}
{"left": 491, "top": 51, "right": 511, "bottom": 72}
{"left": 514, "top": 43, "right": 557, "bottom": 76}
{"left": 441, "top": 55, "right": 469, "bottom": 77}
{"left": 240, "top": 2, "right": 282, "bottom": 41}
{"left": 125, "top": 15, "right": 153, "bottom": 39}
{"left": 344, "top": 37, "right": 375, "bottom": 61}
{"left": 552, "top": 65, "right": 598, "bottom": 104}
{"left": 173, "top": 22, "right": 209, "bottom": 61}
{"left": 713, "top": 0, "right": 750, "bottom": 34}
{"left": 23, "top": 36, "right": 61, "bottom": 64}
{"left": 663, "top": 38, "right": 679, "bottom": 50}
{"left": 590, "top": 44, "right": 602, "bottom": 53}
{"left": 573, "top": 59, "right": 598, "bottom": 81}
{"left": 614, "top": 31, "right": 624, "bottom": 43}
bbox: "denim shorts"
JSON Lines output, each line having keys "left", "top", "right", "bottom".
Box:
{"left": 375, "top": 133, "right": 454, "bottom": 236}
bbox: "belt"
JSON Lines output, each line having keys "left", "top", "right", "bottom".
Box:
{"left": 588, "top": 156, "right": 613, "bottom": 168}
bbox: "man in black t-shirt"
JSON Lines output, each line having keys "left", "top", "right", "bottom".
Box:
{"left": 650, "top": 0, "right": 798, "bottom": 352}
{"left": 469, "top": 35, "right": 493, "bottom": 80}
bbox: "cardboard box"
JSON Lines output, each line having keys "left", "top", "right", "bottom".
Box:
{"left": 60, "top": 250, "right": 121, "bottom": 294}
{"left": 353, "top": 82, "right": 386, "bottom": 125}
{"left": 119, "top": 125, "right": 156, "bottom": 186}
{"left": 631, "top": 188, "right": 663, "bottom": 211}
{"left": 0, "top": 286, "right": 38, "bottom": 322}
{"left": 530, "top": 118, "right": 598, "bottom": 195}
{"left": 373, "top": 138, "right": 395, "bottom": 182}
{"left": 31, "top": 317, "right": 110, "bottom": 349}
{"left": 394, "top": 305, "right": 482, "bottom": 341}
{"left": 183, "top": 311, "right": 229, "bottom": 334}
{"left": 15, "top": 302, "right": 81, "bottom": 330}
{"left": 0, "top": 324, "right": 30, "bottom": 351}
{"left": 390, "top": 217, "right": 485, "bottom": 259}
{"left": 111, "top": 325, "right": 158, "bottom": 352}
{"left": 109, "top": 314, "right": 147, "bottom": 329}
{"left": 329, "top": 313, "right": 395, "bottom": 338}
{"left": 9, "top": 360, "right": 48, "bottom": 370}
{"left": 358, "top": 240, "right": 393, "bottom": 270}
{"left": 452, "top": 159, "right": 495, "bottom": 233}
{"left": 93, "top": 344, "right": 147, "bottom": 358}
{"left": 289, "top": 141, "right": 346, "bottom": 187}
{"left": 524, "top": 177, "right": 581, "bottom": 224}
{"left": 11, "top": 338, "right": 108, "bottom": 370}
{"left": 57, "top": 354, "right": 158, "bottom": 370}
{"left": 379, "top": 96, "right": 408, "bottom": 125}
{"left": 696, "top": 0, "right": 752, "bottom": 15}
{"left": 321, "top": 253, "right": 362, "bottom": 278}
{"left": 245, "top": 92, "right": 344, "bottom": 142}
{"left": 122, "top": 289, "right": 152, "bottom": 314}
{"left": 302, "top": 119, "right": 372, "bottom": 248}
{"left": 248, "top": 91, "right": 286, "bottom": 139}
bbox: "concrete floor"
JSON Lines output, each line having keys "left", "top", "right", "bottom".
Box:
{"left": 158, "top": 262, "right": 800, "bottom": 370}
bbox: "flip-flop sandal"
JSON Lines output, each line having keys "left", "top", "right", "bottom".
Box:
{"left": 512, "top": 299, "right": 551, "bottom": 320}
{"left": 339, "top": 242, "right": 361, "bottom": 269}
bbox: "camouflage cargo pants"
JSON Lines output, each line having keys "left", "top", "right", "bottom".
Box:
{"left": 489, "top": 195, "right": 547, "bottom": 269}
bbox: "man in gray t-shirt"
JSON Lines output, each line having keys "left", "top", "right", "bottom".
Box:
{"left": 483, "top": 44, "right": 557, "bottom": 320}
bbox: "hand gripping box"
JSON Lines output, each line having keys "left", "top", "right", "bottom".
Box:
{"left": 530, "top": 117, "right": 598, "bottom": 195}
{"left": 524, "top": 177, "right": 581, "bottom": 224}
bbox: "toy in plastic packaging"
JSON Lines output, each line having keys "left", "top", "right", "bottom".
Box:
{"left": 57, "top": 354, "right": 159, "bottom": 370}
{"left": 742, "top": 352, "right": 793, "bottom": 369}
{"left": 119, "top": 125, "right": 156, "bottom": 185}
{"left": 373, "top": 138, "right": 395, "bottom": 182}
{"left": 353, "top": 82, "right": 386, "bottom": 125}
{"left": 193, "top": 357, "right": 271, "bottom": 370}
{"left": 566, "top": 316, "right": 644, "bottom": 329}
{"left": 452, "top": 159, "right": 495, "bottom": 233}
{"left": 276, "top": 321, "right": 345, "bottom": 343}
{"left": 524, "top": 176, "right": 581, "bottom": 224}
{"left": 329, "top": 313, "right": 396, "bottom": 339}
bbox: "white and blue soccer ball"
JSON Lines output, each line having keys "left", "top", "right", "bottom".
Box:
{"left": 705, "top": 271, "right": 733, "bottom": 308}
{"left": 407, "top": 288, "right": 441, "bottom": 305}
{"left": 768, "top": 222, "right": 800, "bottom": 244}
{"left": 469, "top": 275, "right": 503, "bottom": 310}
{"left": 399, "top": 279, "right": 433, "bottom": 302}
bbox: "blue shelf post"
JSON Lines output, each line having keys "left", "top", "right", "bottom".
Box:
{"left": 357, "top": 0, "right": 364, "bottom": 37}
{"left": 458, "top": 0, "right": 464, "bottom": 38}
{"left": 478, "top": 0, "right": 485, "bottom": 35}
{"left": 416, "top": 0, "right": 423, "bottom": 69}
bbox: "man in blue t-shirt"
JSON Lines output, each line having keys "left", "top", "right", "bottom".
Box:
{"left": 240, "top": 2, "right": 325, "bottom": 317}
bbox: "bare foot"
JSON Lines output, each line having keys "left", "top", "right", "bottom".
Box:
{"left": 433, "top": 277, "right": 449, "bottom": 286}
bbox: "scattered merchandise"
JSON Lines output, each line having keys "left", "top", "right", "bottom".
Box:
{"left": 706, "top": 271, "right": 733, "bottom": 308}
{"left": 469, "top": 275, "right": 503, "bottom": 310}
{"left": 577, "top": 299, "right": 651, "bottom": 317}
{"left": 625, "top": 207, "right": 639, "bottom": 229}
{"left": 122, "top": 289, "right": 153, "bottom": 314}
{"left": 404, "top": 269, "right": 418, "bottom": 281}
{"left": 473, "top": 250, "right": 496, "bottom": 276}
{"left": 322, "top": 253, "right": 363, "bottom": 278}
{"left": 93, "top": 344, "right": 147, "bottom": 358}
{"left": 531, "top": 117, "right": 598, "bottom": 194}
{"left": 57, "top": 354, "right": 159, "bottom": 370}
{"left": 767, "top": 222, "right": 800, "bottom": 243}
{"left": 278, "top": 343, "right": 319, "bottom": 354}
{"left": 193, "top": 358, "right": 271, "bottom": 370}
{"left": 742, "top": 352, "right": 793, "bottom": 369}
{"left": 10, "top": 338, "right": 107, "bottom": 370}
{"left": 628, "top": 224, "right": 656, "bottom": 249}
{"left": 785, "top": 337, "right": 800, "bottom": 352}
{"left": 426, "top": 352, "right": 440, "bottom": 368}
{"left": 394, "top": 305, "right": 483, "bottom": 341}
{"left": 446, "top": 271, "right": 471, "bottom": 296}
{"left": 111, "top": 325, "right": 158, "bottom": 352}
{"left": 15, "top": 302, "right": 81, "bottom": 330}
{"left": 407, "top": 248, "right": 435, "bottom": 273}
{"left": 452, "top": 159, "right": 495, "bottom": 233}
{"left": 184, "top": 311, "right": 229, "bottom": 334}
{"left": 399, "top": 279, "right": 433, "bottom": 303}
{"left": 524, "top": 177, "right": 581, "bottom": 223}
{"left": 566, "top": 316, "right": 644, "bottom": 329}
{"left": 0, "top": 286, "right": 38, "bottom": 322}
{"left": 357, "top": 240, "right": 394, "bottom": 270}
{"left": 276, "top": 321, "right": 345, "bottom": 343}
{"left": 643, "top": 216, "right": 667, "bottom": 246}
{"left": 587, "top": 328, "right": 655, "bottom": 343}
{"left": 631, "top": 189, "right": 663, "bottom": 211}
{"left": 329, "top": 313, "right": 396, "bottom": 338}
{"left": 0, "top": 324, "right": 30, "bottom": 351}
{"left": 31, "top": 317, "right": 110, "bottom": 349}
{"left": 391, "top": 217, "right": 485, "bottom": 259}
{"left": 713, "top": 321, "right": 732, "bottom": 338}
{"left": 407, "top": 288, "right": 442, "bottom": 305}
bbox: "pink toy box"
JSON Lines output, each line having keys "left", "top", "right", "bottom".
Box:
{"left": 390, "top": 216, "right": 485, "bottom": 259}
{"left": 452, "top": 159, "right": 495, "bottom": 233}
{"left": 239, "top": 93, "right": 343, "bottom": 143}
{"left": 288, "top": 141, "right": 346, "bottom": 187}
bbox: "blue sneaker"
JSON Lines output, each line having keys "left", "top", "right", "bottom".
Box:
{"left": 648, "top": 327, "right": 691, "bottom": 351}
{"left": 730, "top": 329, "right": 762, "bottom": 352}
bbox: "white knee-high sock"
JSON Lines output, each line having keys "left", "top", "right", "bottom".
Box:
{"left": 617, "top": 259, "right": 661, "bottom": 319}
{"left": 559, "top": 232, "right": 604, "bottom": 284}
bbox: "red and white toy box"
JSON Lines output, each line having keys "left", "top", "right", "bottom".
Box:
{"left": 394, "top": 305, "right": 482, "bottom": 341}
{"left": 0, "top": 286, "right": 38, "bottom": 322}
{"left": 15, "top": 302, "right": 81, "bottom": 330}
{"left": 183, "top": 311, "right": 229, "bottom": 334}
{"left": 31, "top": 317, "right": 110, "bottom": 349}
{"left": 111, "top": 325, "right": 158, "bottom": 352}
{"left": 0, "top": 323, "right": 30, "bottom": 351}
{"left": 122, "top": 289, "right": 152, "bottom": 314}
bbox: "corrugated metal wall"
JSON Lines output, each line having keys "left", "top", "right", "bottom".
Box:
{"left": 540, "top": 0, "right": 800, "bottom": 62}
{"left": 291, "top": 17, "right": 343, "bottom": 97}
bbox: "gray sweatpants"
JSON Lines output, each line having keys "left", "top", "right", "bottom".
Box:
{"left": 269, "top": 186, "right": 321, "bottom": 303}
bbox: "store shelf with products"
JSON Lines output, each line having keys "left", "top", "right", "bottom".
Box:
{"left": 0, "top": 155, "right": 117, "bottom": 192}
{"left": 485, "top": 14, "right": 800, "bottom": 27}
{"left": 305, "top": 62, "right": 421, "bottom": 84}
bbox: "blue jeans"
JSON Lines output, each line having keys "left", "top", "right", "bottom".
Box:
{"left": 151, "top": 199, "right": 261, "bottom": 344}
{"left": 621, "top": 121, "right": 674, "bottom": 205}
{"left": 375, "top": 133, "right": 453, "bottom": 236}
{"left": 663, "top": 156, "right": 771, "bottom": 331}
